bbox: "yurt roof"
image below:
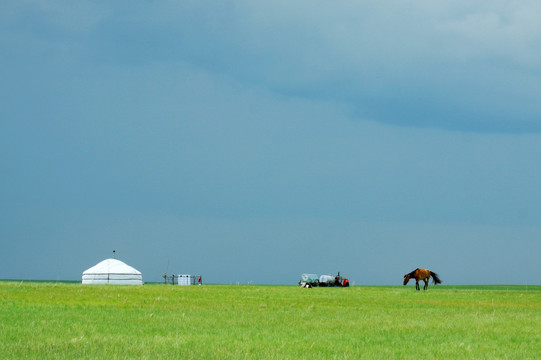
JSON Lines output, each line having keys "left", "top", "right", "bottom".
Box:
{"left": 83, "top": 258, "right": 141, "bottom": 275}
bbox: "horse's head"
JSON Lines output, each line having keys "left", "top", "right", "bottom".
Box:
{"left": 403, "top": 274, "right": 411, "bottom": 285}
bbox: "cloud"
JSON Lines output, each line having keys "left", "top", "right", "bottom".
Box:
{"left": 3, "top": 1, "right": 541, "bottom": 132}
{"left": 6, "top": 58, "right": 541, "bottom": 225}
{"left": 3, "top": 1, "right": 541, "bottom": 223}
{"left": 2, "top": 1, "right": 541, "bottom": 284}
{"left": 76, "top": 1, "right": 541, "bottom": 132}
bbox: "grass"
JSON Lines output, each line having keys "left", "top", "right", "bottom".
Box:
{"left": 0, "top": 282, "right": 540, "bottom": 359}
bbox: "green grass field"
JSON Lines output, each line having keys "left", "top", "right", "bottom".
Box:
{"left": 1, "top": 282, "right": 539, "bottom": 359}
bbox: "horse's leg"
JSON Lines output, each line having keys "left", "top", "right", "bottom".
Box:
{"left": 415, "top": 280, "right": 420, "bottom": 291}
{"left": 423, "top": 279, "right": 428, "bottom": 290}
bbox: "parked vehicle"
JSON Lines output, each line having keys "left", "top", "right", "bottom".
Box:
{"left": 299, "top": 272, "right": 349, "bottom": 287}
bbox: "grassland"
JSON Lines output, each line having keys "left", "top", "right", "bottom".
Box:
{"left": 0, "top": 282, "right": 539, "bottom": 359}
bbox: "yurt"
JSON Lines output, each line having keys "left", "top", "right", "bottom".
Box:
{"left": 82, "top": 258, "right": 143, "bottom": 285}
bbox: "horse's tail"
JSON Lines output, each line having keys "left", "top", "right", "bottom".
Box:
{"left": 430, "top": 271, "right": 442, "bottom": 285}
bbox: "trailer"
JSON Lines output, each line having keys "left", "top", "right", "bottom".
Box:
{"left": 299, "top": 273, "right": 319, "bottom": 287}
{"left": 299, "top": 272, "right": 349, "bottom": 287}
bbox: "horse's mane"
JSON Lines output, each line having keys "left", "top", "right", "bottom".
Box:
{"left": 407, "top": 268, "right": 419, "bottom": 277}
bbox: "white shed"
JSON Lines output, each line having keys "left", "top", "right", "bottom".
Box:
{"left": 82, "top": 258, "right": 143, "bottom": 285}
{"left": 178, "top": 274, "right": 193, "bottom": 286}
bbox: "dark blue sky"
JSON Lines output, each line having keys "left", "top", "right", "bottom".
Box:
{"left": 1, "top": 1, "right": 540, "bottom": 284}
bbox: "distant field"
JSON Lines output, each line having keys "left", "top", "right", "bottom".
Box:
{"left": 1, "top": 282, "right": 539, "bottom": 359}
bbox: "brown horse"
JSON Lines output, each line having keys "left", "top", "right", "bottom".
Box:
{"left": 403, "top": 268, "right": 442, "bottom": 290}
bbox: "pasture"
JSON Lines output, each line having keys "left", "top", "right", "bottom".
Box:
{"left": 0, "top": 282, "right": 539, "bottom": 359}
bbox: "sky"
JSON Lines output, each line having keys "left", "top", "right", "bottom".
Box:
{"left": 1, "top": 1, "right": 540, "bottom": 285}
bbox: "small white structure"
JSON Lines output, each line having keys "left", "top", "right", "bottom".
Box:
{"left": 178, "top": 274, "right": 192, "bottom": 286}
{"left": 82, "top": 258, "right": 143, "bottom": 285}
{"left": 176, "top": 274, "right": 202, "bottom": 286}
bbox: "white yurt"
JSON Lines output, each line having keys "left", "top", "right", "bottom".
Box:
{"left": 82, "top": 258, "right": 143, "bottom": 285}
